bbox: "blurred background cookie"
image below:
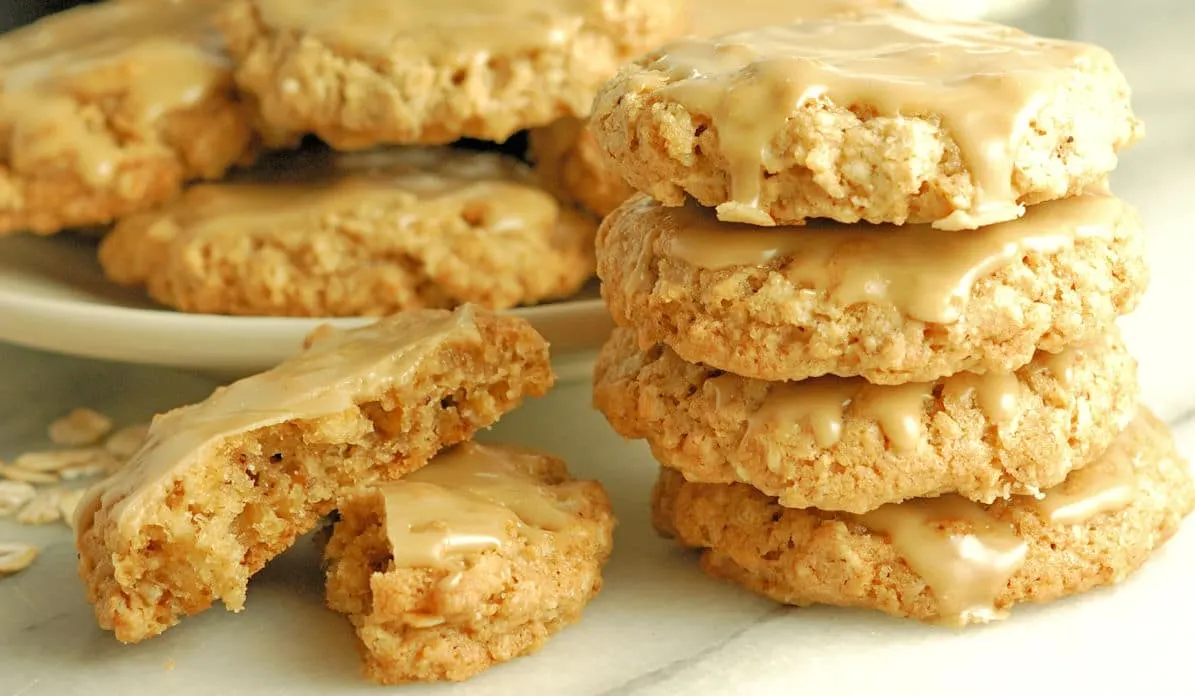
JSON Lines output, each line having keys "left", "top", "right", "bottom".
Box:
{"left": 0, "top": 0, "right": 259, "bottom": 236}
{"left": 652, "top": 410, "right": 1195, "bottom": 626}
{"left": 98, "top": 147, "right": 597, "bottom": 317}
{"left": 216, "top": 0, "right": 689, "bottom": 148}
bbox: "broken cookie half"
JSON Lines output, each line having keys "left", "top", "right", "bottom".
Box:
{"left": 75, "top": 305, "right": 554, "bottom": 644}
{"left": 323, "top": 441, "right": 615, "bottom": 684}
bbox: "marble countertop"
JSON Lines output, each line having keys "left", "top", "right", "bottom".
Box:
{"left": 3, "top": 1, "right": 1194, "bottom": 694}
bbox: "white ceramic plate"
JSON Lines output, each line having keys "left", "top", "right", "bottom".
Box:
{"left": 0, "top": 233, "right": 613, "bottom": 382}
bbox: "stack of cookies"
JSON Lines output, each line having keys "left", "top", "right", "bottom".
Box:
{"left": 591, "top": 8, "right": 1195, "bottom": 625}
{"left": 0, "top": 0, "right": 691, "bottom": 318}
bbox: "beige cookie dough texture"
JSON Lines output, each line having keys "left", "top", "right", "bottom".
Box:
{"left": 217, "top": 0, "right": 689, "bottom": 148}
{"left": 652, "top": 411, "right": 1195, "bottom": 624}
{"left": 0, "top": 1, "right": 259, "bottom": 235}
{"left": 98, "top": 149, "right": 597, "bottom": 317}
{"left": 76, "top": 308, "right": 554, "bottom": 644}
{"left": 590, "top": 13, "right": 1142, "bottom": 227}
{"left": 526, "top": 1, "right": 903, "bottom": 218}
{"left": 528, "top": 118, "right": 635, "bottom": 218}
{"left": 595, "top": 328, "right": 1139, "bottom": 513}
{"left": 324, "top": 450, "right": 615, "bottom": 684}
{"left": 596, "top": 195, "right": 1148, "bottom": 384}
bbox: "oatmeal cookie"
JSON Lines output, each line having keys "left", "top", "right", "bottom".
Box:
{"left": 75, "top": 306, "right": 553, "bottom": 643}
{"left": 596, "top": 328, "right": 1138, "bottom": 512}
{"left": 597, "top": 194, "right": 1147, "bottom": 384}
{"left": 591, "top": 10, "right": 1142, "bottom": 229}
{"left": 528, "top": 118, "right": 633, "bottom": 219}
{"left": 99, "top": 147, "right": 596, "bottom": 317}
{"left": 526, "top": 1, "right": 902, "bottom": 218}
{"left": 325, "top": 442, "right": 614, "bottom": 683}
{"left": 653, "top": 410, "right": 1195, "bottom": 626}
{"left": 216, "top": 0, "right": 688, "bottom": 148}
{"left": 0, "top": 0, "right": 258, "bottom": 235}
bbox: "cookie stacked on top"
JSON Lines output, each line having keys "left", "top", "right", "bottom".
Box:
{"left": 0, "top": 0, "right": 263, "bottom": 236}
{"left": 526, "top": 0, "right": 904, "bottom": 219}
{"left": 591, "top": 8, "right": 1195, "bottom": 625}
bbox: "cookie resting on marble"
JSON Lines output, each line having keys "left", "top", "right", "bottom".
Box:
{"left": 324, "top": 442, "right": 614, "bottom": 684}
{"left": 0, "top": 0, "right": 260, "bottom": 235}
{"left": 75, "top": 306, "right": 553, "bottom": 644}
{"left": 652, "top": 410, "right": 1195, "bottom": 626}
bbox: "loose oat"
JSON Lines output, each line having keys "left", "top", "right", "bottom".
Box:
{"left": 0, "top": 542, "right": 37, "bottom": 575}
{"left": 14, "top": 447, "right": 106, "bottom": 473}
{"left": 58, "top": 489, "right": 86, "bottom": 529}
{"left": 0, "top": 464, "right": 59, "bottom": 485}
{"left": 104, "top": 423, "right": 149, "bottom": 459}
{"left": 17, "top": 488, "right": 64, "bottom": 525}
{"left": 60, "top": 450, "right": 120, "bottom": 480}
{"left": 48, "top": 408, "right": 114, "bottom": 446}
{"left": 0, "top": 480, "right": 37, "bottom": 517}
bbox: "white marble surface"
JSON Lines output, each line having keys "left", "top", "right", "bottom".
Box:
{"left": 3, "top": 1, "right": 1195, "bottom": 694}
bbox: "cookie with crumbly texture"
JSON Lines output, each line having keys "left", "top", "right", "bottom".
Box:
{"left": 75, "top": 306, "right": 554, "bottom": 644}
{"left": 654, "top": 410, "right": 1195, "bottom": 626}
{"left": 526, "top": 2, "right": 902, "bottom": 218}
{"left": 325, "top": 442, "right": 615, "bottom": 684}
{"left": 0, "top": 0, "right": 261, "bottom": 236}
{"left": 597, "top": 193, "right": 1147, "bottom": 384}
{"left": 591, "top": 10, "right": 1142, "bottom": 229}
{"left": 596, "top": 328, "right": 1138, "bottom": 512}
{"left": 217, "top": 0, "right": 688, "bottom": 149}
{"left": 99, "top": 147, "right": 596, "bottom": 317}
{"left": 528, "top": 118, "right": 634, "bottom": 219}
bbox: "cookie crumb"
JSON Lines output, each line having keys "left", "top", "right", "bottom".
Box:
{"left": 48, "top": 408, "right": 114, "bottom": 446}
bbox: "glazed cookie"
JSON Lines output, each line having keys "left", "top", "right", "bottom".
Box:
{"left": 526, "top": 0, "right": 900, "bottom": 218}
{"left": 75, "top": 306, "right": 554, "bottom": 644}
{"left": 591, "top": 10, "right": 1142, "bottom": 229}
{"left": 597, "top": 193, "right": 1147, "bottom": 384}
{"left": 216, "top": 0, "right": 688, "bottom": 149}
{"left": 528, "top": 118, "right": 634, "bottom": 219}
{"left": 0, "top": 0, "right": 258, "bottom": 235}
{"left": 689, "top": 0, "right": 901, "bottom": 37}
{"left": 99, "top": 148, "right": 596, "bottom": 317}
{"left": 596, "top": 328, "right": 1138, "bottom": 512}
{"left": 325, "top": 442, "right": 615, "bottom": 684}
{"left": 653, "top": 410, "right": 1195, "bottom": 626}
